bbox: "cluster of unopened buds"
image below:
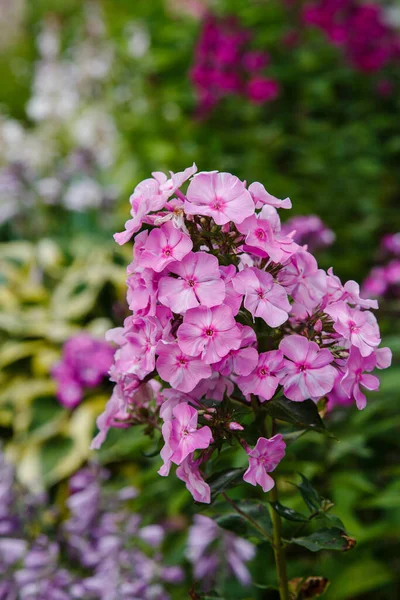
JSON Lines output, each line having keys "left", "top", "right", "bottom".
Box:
{"left": 91, "top": 164, "right": 391, "bottom": 503}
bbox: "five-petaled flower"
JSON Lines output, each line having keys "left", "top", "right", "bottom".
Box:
{"left": 243, "top": 434, "right": 286, "bottom": 492}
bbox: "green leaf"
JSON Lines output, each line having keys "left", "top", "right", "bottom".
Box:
{"left": 215, "top": 500, "right": 272, "bottom": 541}
{"left": 270, "top": 501, "right": 309, "bottom": 522}
{"left": 291, "top": 528, "right": 356, "bottom": 552}
{"left": 208, "top": 468, "right": 245, "bottom": 502}
{"left": 263, "top": 397, "right": 327, "bottom": 433}
{"left": 295, "top": 474, "right": 322, "bottom": 512}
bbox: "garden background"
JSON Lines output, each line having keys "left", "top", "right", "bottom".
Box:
{"left": 1, "top": 0, "right": 400, "bottom": 598}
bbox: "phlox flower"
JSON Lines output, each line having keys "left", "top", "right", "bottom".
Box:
{"left": 176, "top": 456, "right": 211, "bottom": 504}
{"left": 248, "top": 181, "right": 291, "bottom": 209}
{"left": 126, "top": 268, "right": 159, "bottom": 316}
{"left": 191, "top": 371, "right": 234, "bottom": 402}
{"left": 279, "top": 334, "right": 336, "bottom": 401}
{"left": 138, "top": 221, "right": 193, "bottom": 273}
{"left": 114, "top": 164, "right": 197, "bottom": 245}
{"left": 237, "top": 214, "right": 298, "bottom": 263}
{"left": 341, "top": 347, "right": 380, "bottom": 410}
{"left": 278, "top": 250, "right": 327, "bottom": 311}
{"left": 158, "top": 251, "right": 225, "bottom": 314}
{"left": 184, "top": 171, "right": 254, "bottom": 225}
{"left": 237, "top": 350, "right": 284, "bottom": 402}
{"left": 219, "top": 265, "right": 242, "bottom": 316}
{"left": 212, "top": 325, "right": 258, "bottom": 376}
{"left": 233, "top": 267, "right": 291, "bottom": 327}
{"left": 324, "top": 301, "right": 381, "bottom": 357}
{"left": 162, "top": 403, "right": 213, "bottom": 466}
{"left": 243, "top": 434, "right": 286, "bottom": 492}
{"left": 156, "top": 342, "right": 211, "bottom": 393}
{"left": 177, "top": 304, "right": 242, "bottom": 364}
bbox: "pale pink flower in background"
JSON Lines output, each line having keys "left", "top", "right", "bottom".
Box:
{"left": 243, "top": 434, "right": 286, "bottom": 492}
{"left": 158, "top": 251, "right": 225, "bottom": 313}
{"left": 138, "top": 220, "right": 193, "bottom": 272}
{"left": 278, "top": 250, "right": 327, "bottom": 311}
{"left": 233, "top": 267, "right": 291, "bottom": 327}
{"left": 177, "top": 304, "right": 241, "bottom": 364}
{"left": 156, "top": 342, "right": 211, "bottom": 392}
{"left": 185, "top": 171, "right": 254, "bottom": 225}
{"left": 341, "top": 347, "right": 380, "bottom": 409}
{"left": 279, "top": 335, "right": 336, "bottom": 401}
{"left": 176, "top": 456, "right": 211, "bottom": 503}
{"left": 237, "top": 350, "right": 284, "bottom": 402}
{"left": 169, "top": 403, "right": 213, "bottom": 465}
{"left": 248, "top": 181, "right": 291, "bottom": 209}
{"left": 325, "top": 301, "right": 381, "bottom": 357}
{"left": 212, "top": 325, "right": 258, "bottom": 376}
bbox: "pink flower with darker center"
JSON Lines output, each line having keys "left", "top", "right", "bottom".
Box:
{"left": 277, "top": 250, "right": 327, "bottom": 311}
{"left": 156, "top": 342, "right": 211, "bottom": 392}
{"left": 158, "top": 251, "right": 225, "bottom": 314}
{"left": 279, "top": 334, "right": 336, "bottom": 401}
{"left": 341, "top": 346, "right": 383, "bottom": 410}
{"left": 177, "top": 304, "right": 242, "bottom": 364}
{"left": 243, "top": 434, "right": 286, "bottom": 492}
{"left": 324, "top": 301, "right": 381, "bottom": 357}
{"left": 237, "top": 214, "right": 298, "bottom": 263}
{"left": 168, "top": 403, "right": 213, "bottom": 465}
{"left": 246, "top": 76, "right": 280, "bottom": 104}
{"left": 212, "top": 324, "right": 258, "bottom": 377}
{"left": 138, "top": 221, "right": 193, "bottom": 273}
{"left": 233, "top": 267, "right": 291, "bottom": 327}
{"left": 184, "top": 171, "right": 254, "bottom": 225}
{"left": 237, "top": 350, "right": 284, "bottom": 402}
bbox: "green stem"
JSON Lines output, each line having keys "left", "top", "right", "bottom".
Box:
{"left": 270, "top": 482, "right": 290, "bottom": 600}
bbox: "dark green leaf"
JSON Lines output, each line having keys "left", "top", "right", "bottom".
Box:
{"left": 208, "top": 468, "right": 245, "bottom": 502}
{"left": 214, "top": 500, "right": 272, "bottom": 541}
{"left": 291, "top": 528, "right": 355, "bottom": 552}
{"left": 270, "top": 501, "right": 308, "bottom": 522}
{"left": 263, "top": 397, "right": 327, "bottom": 433}
{"left": 295, "top": 474, "right": 322, "bottom": 512}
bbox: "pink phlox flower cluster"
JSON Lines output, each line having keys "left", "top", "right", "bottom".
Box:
{"left": 92, "top": 165, "right": 390, "bottom": 502}
{"left": 190, "top": 15, "right": 280, "bottom": 116}
{"left": 52, "top": 333, "right": 114, "bottom": 409}
{"left": 303, "top": 0, "right": 400, "bottom": 74}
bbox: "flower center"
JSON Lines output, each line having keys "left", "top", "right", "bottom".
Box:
{"left": 255, "top": 228, "right": 266, "bottom": 241}
{"left": 187, "top": 279, "right": 195, "bottom": 287}
{"left": 298, "top": 364, "right": 307, "bottom": 372}
{"left": 256, "top": 288, "right": 265, "bottom": 299}
{"left": 162, "top": 246, "right": 172, "bottom": 257}
{"left": 258, "top": 367, "right": 269, "bottom": 378}
{"left": 205, "top": 328, "right": 215, "bottom": 337}
{"left": 212, "top": 197, "right": 224, "bottom": 211}
{"left": 349, "top": 320, "right": 359, "bottom": 333}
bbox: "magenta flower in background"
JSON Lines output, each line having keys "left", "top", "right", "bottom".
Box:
{"left": 52, "top": 333, "right": 114, "bottom": 408}
{"left": 279, "top": 335, "right": 336, "bottom": 401}
{"left": 243, "top": 434, "right": 286, "bottom": 492}
{"left": 190, "top": 14, "right": 280, "bottom": 116}
{"left": 280, "top": 214, "right": 335, "bottom": 252}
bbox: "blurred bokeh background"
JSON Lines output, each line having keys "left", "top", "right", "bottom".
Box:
{"left": 1, "top": 0, "right": 400, "bottom": 598}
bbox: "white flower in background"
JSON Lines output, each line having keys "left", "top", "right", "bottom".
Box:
{"left": 384, "top": 6, "right": 400, "bottom": 29}
{"left": 27, "top": 61, "right": 79, "bottom": 122}
{"left": 71, "top": 108, "right": 117, "bottom": 168}
{"left": 63, "top": 177, "right": 103, "bottom": 211}
{"left": 126, "top": 22, "right": 150, "bottom": 58}
{"left": 36, "top": 177, "right": 62, "bottom": 205}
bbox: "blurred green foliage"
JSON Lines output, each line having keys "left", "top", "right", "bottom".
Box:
{"left": 1, "top": 0, "right": 400, "bottom": 598}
